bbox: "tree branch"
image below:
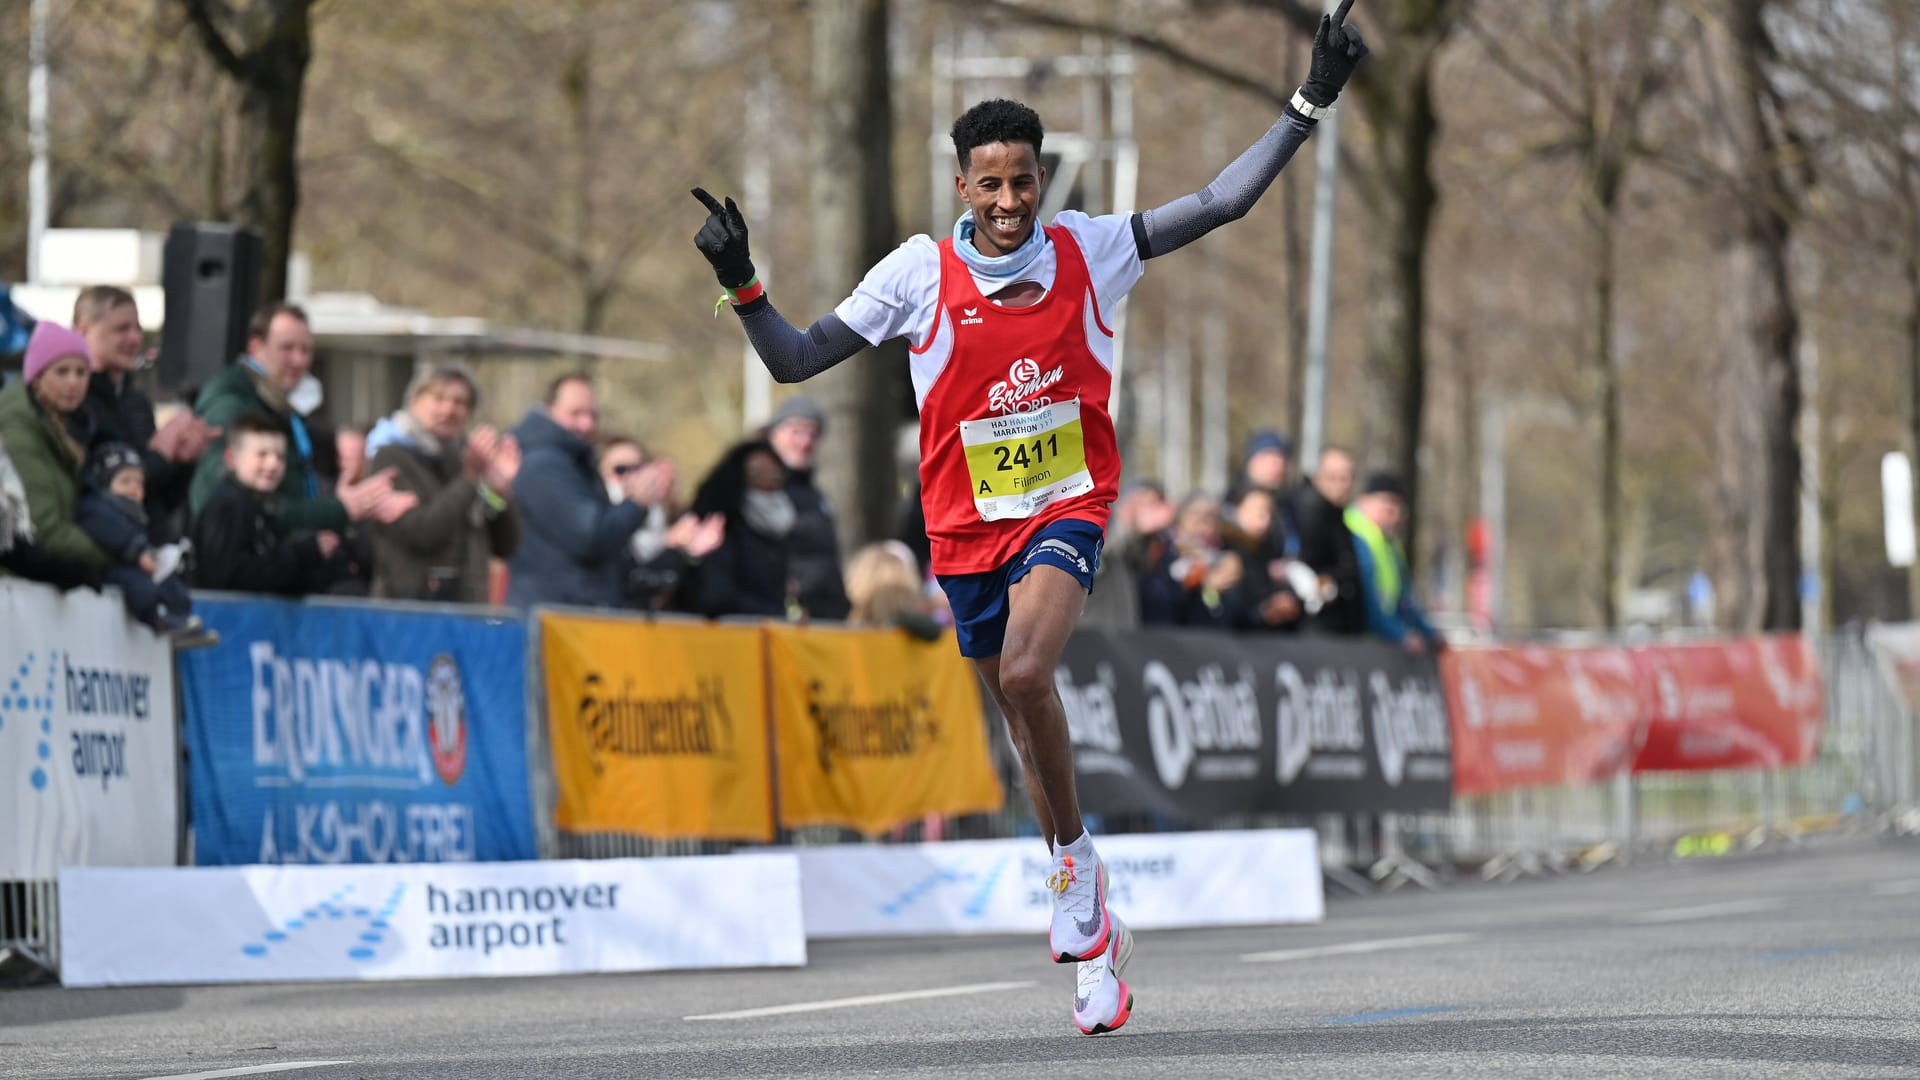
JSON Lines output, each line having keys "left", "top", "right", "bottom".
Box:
{"left": 966, "top": 0, "right": 1292, "bottom": 111}
{"left": 177, "top": 0, "right": 249, "bottom": 79}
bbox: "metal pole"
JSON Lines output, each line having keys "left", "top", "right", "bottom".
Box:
{"left": 741, "top": 69, "right": 775, "bottom": 429}
{"left": 1298, "top": 0, "right": 1344, "bottom": 467}
{"left": 1480, "top": 399, "right": 1507, "bottom": 633}
{"left": 29, "top": 0, "right": 51, "bottom": 284}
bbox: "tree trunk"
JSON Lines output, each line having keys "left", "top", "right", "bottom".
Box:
{"left": 1705, "top": 0, "right": 1801, "bottom": 632}
{"left": 1587, "top": 177, "right": 1623, "bottom": 629}
{"left": 808, "top": 0, "right": 905, "bottom": 552}
{"left": 181, "top": 0, "right": 313, "bottom": 306}
{"left": 234, "top": 18, "right": 310, "bottom": 306}
{"left": 1908, "top": 255, "right": 1920, "bottom": 620}
{"left": 1352, "top": 33, "right": 1442, "bottom": 571}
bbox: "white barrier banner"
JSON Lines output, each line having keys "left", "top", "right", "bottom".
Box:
{"left": 59, "top": 855, "right": 806, "bottom": 986}
{"left": 0, "top": 579, "right": 178, "bottom": 879}
{"left": 794, "top": 829, "right": 1323, "bottom": 939}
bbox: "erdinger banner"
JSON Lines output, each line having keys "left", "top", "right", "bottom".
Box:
{"left": 58, "top": 854, "right": 806, "bottom": 986}
{"left": 1055, "top": 629, "right": 1451, "bottom": 817}
{"left": 1631, "top": 635, "right": 1823, "bottom": 772}
{"left": 0, "top": 580, "right": 178, "bottom": 878}
{"left": 765, "top": 624, "right": 1003, "bottom": 835}
{"left": 1445, "top": 646, "right": 1643, "bottom": 796}
{"left": 794, "top": 830, "right": 1322, "bottom": 939}
{"left": 179, "top": 597, "right": 536, "bottom": 865}
{"left": 541, "top": 614, "right": 774, "bottom": 842}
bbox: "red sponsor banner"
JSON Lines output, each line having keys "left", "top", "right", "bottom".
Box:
{"left": 1630, "top": 635, "right": 1823, "bottom": 773}
{"left": 1444, "top": 646, "right": 1643, "bottom": 796}
{"left": 1446, "top": 635, "right": 1823, "bottom": 794}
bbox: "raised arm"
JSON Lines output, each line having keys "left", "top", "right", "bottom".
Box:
{"left": 690, "top": 186, "right": 870, "bottom": 383}
{"left": 1136, "top": 0, "right": 1369, "bottom": 261}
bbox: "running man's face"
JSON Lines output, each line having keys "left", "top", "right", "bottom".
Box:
{"left": 957, "top": 141, "right": 1045, "bottom": 257}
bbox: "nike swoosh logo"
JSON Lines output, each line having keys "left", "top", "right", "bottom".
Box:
{"left": 1074, "top": 991, "right": 1091, "bottom": 1012}
{"left": 1073, "top": 876, "right": 1105, "bottom": 938}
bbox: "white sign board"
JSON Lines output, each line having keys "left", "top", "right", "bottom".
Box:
{"left": 59, "top": 854, "right": 806, "bottom": 986}
{"left": 1886, "top": 452, "right": 1916, "bottom": 569}
{"left": 0, "top": 579, "right": 178, "bottom": 878}
{"left": 794, "top": 829, "right": 1322, "bottom": 939}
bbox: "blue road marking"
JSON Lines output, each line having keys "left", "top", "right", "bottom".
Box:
{"left": 1755, "top": 945, "right": 1851, "bottom": 963}
{"left": 1321, "top": 1006, "right": 1462, "bottom": 1026}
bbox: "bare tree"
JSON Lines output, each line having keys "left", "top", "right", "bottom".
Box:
{"left": 1786, "top": 0, "right": 1920, "bottom": 620}
{"left": 1693, "top": 0, "right": 1809, "bottom": 631}
{"left": 178, "top": 0, "right": 317, "bottom": 305}
{"left": 808, "top": 0, "right": 907, "bottom": 548}
{"left": 1467, "top": 0, "right": 1687, "bottom": 627}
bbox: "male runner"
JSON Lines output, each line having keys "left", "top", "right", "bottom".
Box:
{"left": 694, "top": 3, "right": 1367, "bottom": 1034}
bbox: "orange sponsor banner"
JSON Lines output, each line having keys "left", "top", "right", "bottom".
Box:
{"left": 765, "top": 624, "right": 1004, "bottom": 835}
{"left": 541, "top": 613, "right": 773, "bottom": 842}
{"left": 1630, "top": 635, "right": 1823, "bottom": 772}
{"left": 1444, "top": 646, "right": 1643, "bottom": 796}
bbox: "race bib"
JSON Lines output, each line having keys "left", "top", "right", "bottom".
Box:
{"left": 958, "top": 398, "right": 1095, "bottom": 522}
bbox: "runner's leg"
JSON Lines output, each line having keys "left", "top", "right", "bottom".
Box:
{"left": 972, "top": 655, "right": 1059, "bottom": 846}
{"left": 994, "top": 563, "right": 1089, "bottom": 847}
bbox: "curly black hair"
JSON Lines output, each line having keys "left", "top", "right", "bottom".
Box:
{"left": 950, "top": 98, "right": 1044, "bottom": 171}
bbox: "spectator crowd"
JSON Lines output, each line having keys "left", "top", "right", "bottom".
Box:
{"left": 0, "top": 286, "right": 1436, "bottom": 654}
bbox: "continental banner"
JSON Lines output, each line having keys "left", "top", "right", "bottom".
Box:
{"left": 766, "top": 625, "right": 1003, "bottom": 835}
{"left": 541, "top": 614, "right": 773, "bottom": 842}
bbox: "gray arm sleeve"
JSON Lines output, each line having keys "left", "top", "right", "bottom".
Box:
{"left": 1136, "top": 112, "right": 1317, "bottom": 260}
{"left": 732, "top": 297, "right": 872, "bottom": 384}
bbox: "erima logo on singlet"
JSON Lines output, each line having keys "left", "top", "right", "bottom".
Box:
{"left": 960, "top": 306, "right": 984, "bottom": 326}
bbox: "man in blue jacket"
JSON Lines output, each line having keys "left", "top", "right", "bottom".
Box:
{"left": 507, "top": 372, "right": 655, "bottom": 609}
{"left": 1346, "top": 472, "right": 1443, "bottom": 653}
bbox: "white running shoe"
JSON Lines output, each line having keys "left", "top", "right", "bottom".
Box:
{"left": 1074, "top": 912, "right": 1133, "bottom": 1035}
{"left": 1046, "top": 849, "right": 1111, "bottom": 963}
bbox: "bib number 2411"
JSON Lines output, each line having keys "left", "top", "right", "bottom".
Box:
{"left": 959, "top": 398, "right": 1095, "bottom": 522}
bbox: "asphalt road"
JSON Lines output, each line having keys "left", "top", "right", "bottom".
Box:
{"left": 5, "top": 836, "right": 1919, "bottom": 1079}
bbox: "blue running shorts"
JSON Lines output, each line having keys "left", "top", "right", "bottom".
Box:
{"left": 935, "top": 517, "right": 1104, "bottom": 660}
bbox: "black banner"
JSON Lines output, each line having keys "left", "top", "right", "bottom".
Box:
{"left": 1056, "top": 629, "right": 1452, "bottom": 818}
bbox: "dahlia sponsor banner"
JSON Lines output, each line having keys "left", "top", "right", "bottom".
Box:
{"left": 1445, "top": 645, "right": 1644, "bottom": 796}
{"left": 1056, "top": 629, "right": 1451, "bottom": 817}
{"left": 765, "top": 624, "right": 1003, "bottom": 835}
{"left": 793, "top": 829, "right": 1321, "bottom": 939}
{"left": 0, "top": 579, "right": 178, "bottom": 879}
{"left": 540, "top": 614, "right": 773, "bottom": 842}
{"left": 58, "top": 854, "right": 806, "bottom": 986}
{"left": 178, "top": 596, "right": 536, "bottom": 865}
{"left": 1631, "top": 636, "right": 1823, "bottom": 772}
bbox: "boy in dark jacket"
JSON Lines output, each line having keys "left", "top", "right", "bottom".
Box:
{"left": 75, "top": 442, "right": 210, "bottom": 642}
{"left": 191, "top": 414, "right": 340, "bottom": 596}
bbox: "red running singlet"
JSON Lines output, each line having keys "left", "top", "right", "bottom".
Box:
{"left": 913, "top": 225, "right": 1121, "bottom": 575}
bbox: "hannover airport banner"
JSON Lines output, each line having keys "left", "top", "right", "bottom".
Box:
{"left": 1630, "top": 635, "right": 1824, "bottom": 772}
{"left": 1055, "top": 628, "right": 1453, "bottom": 817}
{"left": 58, "top": 854, "right": 806, "bottom": 986}
{"left": 0, "top": 580, "right": 178, "bottom": 879}
{"left": 541, "top": 614, "right": 774, "bottom": 842}
{"left": 1444, "top": 645, "right": 1644, "bottom": 796}
{"left": 765, "top": 624, "right": 1003, "bottom": 835}
{"left": 178, "top": 596, "right": 536, "bottom": 865}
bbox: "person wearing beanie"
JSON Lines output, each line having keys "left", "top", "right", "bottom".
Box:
{"left": 73, "top": 441, "right": 211, "bottom": 644}
{"left": 1347, "top": 470, "right": 1442, "bottom": 652}
{"left": 0, "top": 322, "right": 112, "bottom": 573}
{"left": 762, "top": 393, "right": 851, "bottom": 620}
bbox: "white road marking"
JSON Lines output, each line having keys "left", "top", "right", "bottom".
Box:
{"left": 141, "top": 1063, "right": 352, "bottom": 1080}
{"left": 1241, "top": 932, "right": 1476, "bottom": 963}
{"left": 1620, "top": 898, "right": 1784, "bottom": 924}
{"left": 685, "top": 980, "right": 1035, "bottom": 1021}
{"left": 1869, "top": 879, "right": 1920, "bottom": 897}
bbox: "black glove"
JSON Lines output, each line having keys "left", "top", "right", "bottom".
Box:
{"left": 1300, "top": 0, "right": 1369, "bottom": 108}
{"left": 691, "top": 187, "right": 756, "bottom": 291}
